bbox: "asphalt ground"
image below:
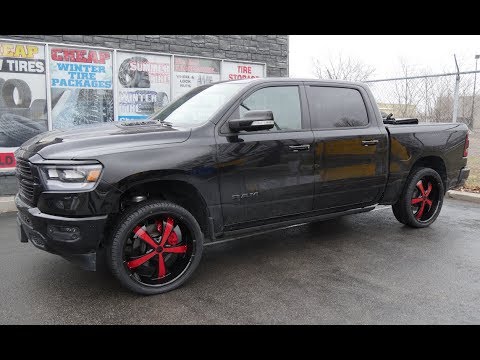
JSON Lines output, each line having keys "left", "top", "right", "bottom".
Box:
{"left": 0, "top": 198, "right": 479, "bottom": 324}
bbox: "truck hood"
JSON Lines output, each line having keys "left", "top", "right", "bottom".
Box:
{"left": 16, "top": 121, "right": 191, "bottom": 160}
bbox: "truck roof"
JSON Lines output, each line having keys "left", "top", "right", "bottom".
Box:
{"left": 226, "top": 77, "right": 367, "bottom": 87}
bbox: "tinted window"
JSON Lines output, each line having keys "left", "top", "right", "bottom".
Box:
{"left": 307, "top": 87, "right": 368, "bottom": 129}
{"left": 239, "top": 86, "right": 302, "bottom": 131}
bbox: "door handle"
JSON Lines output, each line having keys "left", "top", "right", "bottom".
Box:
{"left": 361, "top": 139, "right": 379, "bottom": 146}
{"left": 288, "top": 144, "right": 310, "bottom": 152}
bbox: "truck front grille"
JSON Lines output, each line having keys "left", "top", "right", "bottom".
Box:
{"left": 15, "top": 158, "right": 35, "bottom": 206}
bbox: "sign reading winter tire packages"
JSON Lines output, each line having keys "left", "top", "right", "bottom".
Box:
{"left": 221, "top": 61, "right": 265, "bottom": 80}
{"left": 173, "top": 57, "right": 220, "bottom": 99}
{"left": 0, "top": 42, "right": 47, "bottom": 170}
{"left": 49, "top": 46, "right": 114, "bottom": 129}
{"left": 116, "top": 52, "right": 171, "bottom": 121}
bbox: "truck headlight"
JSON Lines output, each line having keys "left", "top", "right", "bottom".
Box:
{"left": 38, "top": 164, "right": 103, "bottom": 191}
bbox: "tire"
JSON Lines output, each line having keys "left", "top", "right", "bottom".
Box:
{"left": 2, "top": 79, "right": 32, "bottom": 108}
{"left": 154, "top": 91, "right": 169, "bottom": 110}
{"left": 29, "top": 99, "right": 47, "bottom": 120}
{"left": 108, "top": 200, "right": 204, "bottom": 295}
{"left": 392, "top": 167, "right": 444, "bottom": 228}
{"left": 391, "top": 201, "right": 406, "bottom": 225}
{"left": 118, "top": 57, "right": 151, "bottom": 88}
{"left": 0, "top": 113, "right": 47, "bottom": 146}
{"left": 0, "top": 78, "right": 5, "bottom": 107}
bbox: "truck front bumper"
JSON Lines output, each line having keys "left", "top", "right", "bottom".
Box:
{"left": 15, "top": 195, "right": 108, "bottom": 271}
{"left": 457, "top": 167, "right": 470, "bottom": 188}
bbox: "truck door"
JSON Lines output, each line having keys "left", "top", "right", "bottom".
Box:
{"left": 215, "top": 83, "right": 315, "bottom": 228}
{"left": 305, "top": 84, "right": 388, "bottom": 211}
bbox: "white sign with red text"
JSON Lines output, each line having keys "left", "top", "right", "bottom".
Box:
{"left": 221, "top": 61, "right": 265, "bottom": 80}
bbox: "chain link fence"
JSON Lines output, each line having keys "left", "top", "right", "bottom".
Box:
{"left": 365, "top": 71, "right": 480, "bottom": 130}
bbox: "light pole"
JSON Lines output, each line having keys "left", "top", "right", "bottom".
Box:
{"left": 471, "top": 54, "right": 480, "bottom": 127}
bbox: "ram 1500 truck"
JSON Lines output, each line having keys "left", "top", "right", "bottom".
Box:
{"left": 15, "top": 78, "right": 470, "bottom": 295}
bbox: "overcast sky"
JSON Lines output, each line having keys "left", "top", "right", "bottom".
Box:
{"left": 289, "top": 35, "right": 480, "bottom": 80}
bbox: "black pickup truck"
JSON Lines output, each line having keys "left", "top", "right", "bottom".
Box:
{"left": 15, "top": 78, "right": 470, "bottom": 295}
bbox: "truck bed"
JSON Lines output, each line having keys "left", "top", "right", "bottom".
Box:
{"left": 380, "top": 122, "right": 468, "bottom": 204}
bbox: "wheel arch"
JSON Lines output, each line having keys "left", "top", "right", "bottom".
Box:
{"left": 410, "top": 155, "right": 447, "bottom": 192}
{"left": 105, "top": 171, "right": 212, "bottom": 245}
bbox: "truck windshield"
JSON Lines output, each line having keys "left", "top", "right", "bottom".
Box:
{"left": 149, "top": 82, "right": 246, "bottom": 127}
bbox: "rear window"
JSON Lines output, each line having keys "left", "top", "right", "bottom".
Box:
{"left": 307, "top": 86, "right": 369, "bottom": 129}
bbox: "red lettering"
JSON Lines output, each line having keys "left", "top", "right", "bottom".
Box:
{"left": 78, "top": 49, "right": 88, "bottom": 63}
{"left": 0, "top": 153, "right": 16, "bottom": 169}
{"left": 63, "top": 49, "right": 76, "bottom": 62}
{"left": 51, "top": 48, "right": 110, "bottom": 64}
{"left": 228, "top": 73, "right": 260, "bottom": 79}
{"left": 51, "top": 48, "right": 62, "bottom": 61}
{"left": 98, "top": 51, "right": 110, "bottom": 64}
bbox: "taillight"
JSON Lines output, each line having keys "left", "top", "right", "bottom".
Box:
{"left": 463, "top": 133, "right": 469, "bottom": 157}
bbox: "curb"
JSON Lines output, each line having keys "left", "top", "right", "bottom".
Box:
{"left": 0, "top": 196, "right": 16, "bottom": 214}
{"left": 446, "top": 190, "right": 480, "bottom": 204}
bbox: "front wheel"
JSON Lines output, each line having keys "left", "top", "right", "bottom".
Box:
{"left": 108, "top": 200, "right": 203, "bottom": 295}
{"left": 392, "top": 167, "right": 444, "bottom": 228}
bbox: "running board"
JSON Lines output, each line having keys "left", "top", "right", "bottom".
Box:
{"left": 206, "top": 205, "right": 375, "bottom": 246}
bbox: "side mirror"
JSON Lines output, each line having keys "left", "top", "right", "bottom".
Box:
{"left": 228, "top": 110, "right": 275, "bottom": 132}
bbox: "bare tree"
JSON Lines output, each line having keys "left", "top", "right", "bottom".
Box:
{"left": 312, "top": 54, "right": 375, "bottom": 82}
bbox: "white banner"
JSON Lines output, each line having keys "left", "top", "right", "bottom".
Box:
{"left": 49, "top": 46, "right": 114, "bottom": 129}
{"left": 0, "top": 42, "right": 47, "bottom": 168}
{"left": 221, "top": 61, "right": 265, "bottom": 80}
{"left": 116, "top": 52, "right": 171, "bottom": 121}
{"left": 173, "top": 56, "right": 221, "bottom": 100}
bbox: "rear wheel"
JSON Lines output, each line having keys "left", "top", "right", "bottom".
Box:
{"left": 108, "top": 200, "right": 203, "bottom": 295}
{"left": 392, "top": 167, "right": 444, "bottom": 228}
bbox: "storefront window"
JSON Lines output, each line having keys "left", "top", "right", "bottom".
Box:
{"left": 116, "top": 52, "right": 171, "bottom": 121}
{"left": 173, "top": 56, "right": 220, "bottom": 100}
{"left": 0, "top": 42, "right": 47, "bottom": 166}
{"left": 49, "top": 46, "right": 114, "bottom": 129}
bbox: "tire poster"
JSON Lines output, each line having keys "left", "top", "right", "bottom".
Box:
{"left": 0, "top": 42, "right": 47, "bottom": 169}
{"left": 173, "top": 56, "right": 220, "bottom": 99}
{"left": 116, "top": 52, "right": 171, "bottom": 121}
{"left": 49, "top": 46, "right": 114, "bottom": 129}
{"left": 221, "top": 61, "right": 265, "bottom": 80}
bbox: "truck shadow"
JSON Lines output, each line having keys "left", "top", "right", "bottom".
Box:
{"left": 32, "top": 217, "right": 348, "bottom": 294}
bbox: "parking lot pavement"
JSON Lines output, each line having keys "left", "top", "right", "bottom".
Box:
{"left": 0, "top": 198, "right": 479, "bottom": 325}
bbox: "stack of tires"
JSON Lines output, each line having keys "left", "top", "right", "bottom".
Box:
{"left": 0, "top": 78, "right": 48, "bottom": 148}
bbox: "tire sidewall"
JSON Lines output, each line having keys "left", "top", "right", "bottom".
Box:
{"left": 402, "top": 167, "right": 444, "bottom": 228}
{"left": 109, "top": 201, "right": 204, "bottom": 295}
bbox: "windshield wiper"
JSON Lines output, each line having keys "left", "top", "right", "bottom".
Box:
{"left": 240, "top": 103, "right": 250, "bottom": 111}
{"left": 157, "top": 119, "right": 173, "bottom": 127}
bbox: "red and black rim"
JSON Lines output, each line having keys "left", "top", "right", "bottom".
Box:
{"left": 410, "top": 176, "right": 440, "bottom": 222}
{"left": 122, "top": 214, "right": 195, "bottom": 287}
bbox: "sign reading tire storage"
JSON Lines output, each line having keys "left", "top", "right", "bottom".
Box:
{"left": 221, "top": 61, "right": 264, "bottom": 80}
{"left": 173, "top": 56, "right": 220, "bottom": 99}
{"left": 49, "top": 46, "right": 114, "bottom": 129}
{"left": 0, "top": 42, "right": 47, "bottom": 168}
{"left": 116, "top": 52, "right": 171, "bottom": 121}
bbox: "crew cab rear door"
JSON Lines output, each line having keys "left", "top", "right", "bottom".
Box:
{"left": 304, "top": 82, "right": 388, "bottom": 211}
{"left": 215, "top": 82, "right": 315, "bottom": 227}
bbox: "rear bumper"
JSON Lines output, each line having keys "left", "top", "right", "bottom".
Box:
{"left": 15, "top": 195, "right": 108, "bottom": 271}
{"left": 456, "top": 167, "right": 470, "bottom": 188}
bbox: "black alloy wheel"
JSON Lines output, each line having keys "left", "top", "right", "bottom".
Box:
{"left": 108, "top": 201, "right": 203, "bottom": 295}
